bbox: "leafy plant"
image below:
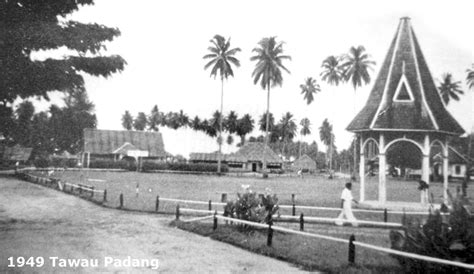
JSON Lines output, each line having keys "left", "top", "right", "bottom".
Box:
{"left": 389, "top": 191, "right": 474, "bottom": 273}
{"left": 224, "top": 190, "right": 279, "bottom": 229}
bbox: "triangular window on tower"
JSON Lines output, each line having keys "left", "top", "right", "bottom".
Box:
{"left": 393, "top": 74, "right": 414, "bottom": 102}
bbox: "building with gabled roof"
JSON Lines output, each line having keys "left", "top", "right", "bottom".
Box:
{"left": 234, "top": 142, "right": 283, "bottom": 172}
{"left": 347, "top": 17, "right": 465, "bottom": 205}
{"left": 83, "top": 129, "right": 170, "bottom": 167}
{"left": 293, "top": 154, "right": 317, "bottom": 172}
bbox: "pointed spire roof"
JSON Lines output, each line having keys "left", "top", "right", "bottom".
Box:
{"left": 347, "top": 17, "right": 464, "bottom": 135}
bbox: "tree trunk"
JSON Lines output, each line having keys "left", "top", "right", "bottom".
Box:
{"left": 263, "top": 83, "right": 271, "bottom": 176}
{"left": 217, "top": 77, "right": 224, "bottom": 174}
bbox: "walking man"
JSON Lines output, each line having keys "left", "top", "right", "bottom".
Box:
{"left": 335, "top": 182, "right": 359, "bottom": 226}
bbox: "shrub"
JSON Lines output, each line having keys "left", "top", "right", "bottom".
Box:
{"left": 389, "top": 191, "right": 474, "bottom": 273}
{"left": 224, "top": 189, "right": 279, "bottom": 228}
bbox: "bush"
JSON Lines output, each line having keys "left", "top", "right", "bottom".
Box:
{"left": 389, "top": 191, "right": 474, "bottom": 273}
{"left": 224, "top": 189, "right": 279, "bottom": 228}
{"left": 34, "top": 158, "right": 50, "bottom": 168}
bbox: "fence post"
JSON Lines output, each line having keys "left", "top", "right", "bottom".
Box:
{"left": 401, "top": 208, "right": 406, "bottom": 226}
{"left": 155, "top": 195, "right": 160, "bottom": 212}
{"left": 119, "top": 193, "right": 123, "bottom": 209}
{"left": 175, "top": 204, "right": 180, "bottom": 220}
{"left": 91, "top": 186, "right": 94, "bottom": 198}
{"left": 103, "top": 189, "right": 107, "bottom": 202}
{"left": 213, "top": 210, "right": 218, "bottom": 231}
{"left": 79, "top": 185, "right": 82, "bottom": 195}
{"left": 383, "top": 208, "right": 388, "bottom": 223}
{"left": 267, "top": 221, "right": 273, "bottom": 247}
{"left": 300, "top": 213, "right": 304, "bottom": 231}
{"left": 208, "top": 200, "right": 212, "bottom": 211}
{"left": 221, "top": 193, "right": 227, "bottom": 203}
{"left": 348, "top": 234, "right": 355, "bottom": 264}
{"left": 292, "top": 203, "right": 296, "bottom": 216}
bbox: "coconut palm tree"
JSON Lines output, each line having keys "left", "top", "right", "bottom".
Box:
{"left": 251, "top": 37, "right": 291, "bottom": 174}
{"left": 299, "top": 118, "right": 311, "bottom": 158}
{"left": 203, "top": 34, "right": 241, "bottom": 174}
{"left": 300, "top": 77, "right": 320, "bottom": 105}
{"left": 236, "top": 113, "right": 254, "bottom": 146}
{"left": 438, "top": 73, "right": 464, "bottom": 105}
{"left": 467, "top": 65, "right": 474, "bottom": 90}
{"left": 341, "top": 45, "right": 375, "bottom": 178}
{"left": 277, "top": 112, "right": 297, "bottom": 158}
{"left": 319, "top": 119, "right": 334, "bottom": 173}
{"left": 320, "top": 56, "right": 344, "bottom": 86}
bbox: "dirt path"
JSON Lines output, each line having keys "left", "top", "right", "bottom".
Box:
{"left": 0, "top": 177, "right": 306, "bottom": 273}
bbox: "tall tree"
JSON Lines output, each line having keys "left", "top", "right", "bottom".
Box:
{"left": 148, "top": 105, "right": 161, "bottom": 131}
{"left": 203, "top": 34, "right": 241, "bottom": 174}
{"left": 48, "top": 88, "right": 97, "bottom": 153}
{"left": 438, "top": 73, "right": 464, "bottom": 105}
{"left": 320, "top": 56, "right": 344, "bottom": 86}
{"left": 467, "top": 65, "right": 474, "bottom": 90}
{"left": 299, "top": 118, "right": 311, "bottom": 157}
{"left": 236, "top": 114, "right": 254, "bottom": 146}
{"left": 319, "top": 119, "right": 334, "bottom": 173}
{"left": 133, "top": 112, "right": 147, "bottom": 131}
{"left": 341, "top": 45, "right": 375, "bottom": 177}
{"left": 251, "top": 37, "right": 291, "bottom": 175}
{"left": 277, "top": 112, "right": 297, "bottom": 158}
{"left": 176, "top": 110, "right": 189, "bottom": 128}
{"left": 300, "top": 77, "right": 320, "bottom": 105}
{"left": 13, "top": 101, "right": 35, "bottom": 147}
{"left": 224, "top": 111, "right": 239, "bottom": 134}
{"left": 31, "top": 111, "right": 53, "bottom": 158}
{"left": 1, "top": 1, "right": 126, "bottom": 139}
{"left": 121, "top": 111, "right": 133, "bottom": 130}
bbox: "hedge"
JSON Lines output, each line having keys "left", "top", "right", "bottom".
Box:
{"left": 142, "top": 162, "right": 228, "bottom": 173}
{"left": 89, "top": 159, "right": 136, "bottom": 171}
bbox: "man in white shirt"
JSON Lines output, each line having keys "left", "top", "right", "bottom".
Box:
{"left": 335, "top": 182, "right": 359, "bottom": 226}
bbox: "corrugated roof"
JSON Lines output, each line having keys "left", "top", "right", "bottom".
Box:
{"left": 293, "top": 154, "right": 317, "bottom": 170}
{"left": 235, "top": 142, "right": 282, "bottom": 164}
{"left": 347, "top": 17, "right": 464, "bottom": 135}
{"left": 84, "top": 129, "right": 167, "bottom": 157}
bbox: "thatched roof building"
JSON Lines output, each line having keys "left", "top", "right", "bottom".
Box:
{"left": 293, "top": 154, "right": 317, "bottom": 171}
{"left": 83, "top": 129, "right": 168, "bottom": 158}
{"left": 235, "top": 142, "right": 282, "bottom": 165}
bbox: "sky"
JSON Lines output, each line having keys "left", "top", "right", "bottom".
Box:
{"left": 35, "top": 0, "right": 474, "bottom": 158}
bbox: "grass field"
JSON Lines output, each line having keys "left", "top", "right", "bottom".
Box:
{"left": 23, "top": 170, "right": 472, "bottom": 272}
{"left": 28, "top": 169, "right": 473, "bottom": 224}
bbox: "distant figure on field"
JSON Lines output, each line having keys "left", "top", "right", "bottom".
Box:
{"left": 335, "top": 182, "right": 359, "bottom": 226}
{"left": 136, "top": 183, "right": 139, "bottom": 197}
{"left": 297, "top": 169, "right": 303, "bottom": 178}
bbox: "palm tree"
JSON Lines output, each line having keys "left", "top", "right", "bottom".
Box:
{"left": 438, "top": 73, "right": 464, "bottom": 105}
{"left": 299, "top": 118, "right": 311, "bottom": 158}
{"left": 236, "top": 113, "right": 254, "bottom": 146}
{"left": 319, "top": 119, "right": 334, "bottom": 173}
{"left": 203, "top": 34, "right": 241, "bottom": 174}
{"left": 176, "top": 110, "right": 189, "bottom": 128}
{"left": 277, "top": 112, "right": 297, "bottom": 158}
{"left": 320, "top": 56, "right": 344, "bottom": 86}
{"left": 341, "top": 45, "right": 375, "bottom": 178}
{"left": 224, "top": 111, "right": 239, "bottom": 134}
{"left": 251, "top": 37, "right": 291, "bottom": 174}
{"left": 467, "top": 65, "right": 474, "bottom": 90}
{"left": 300, "top": 77, "right": 320, "bottom": 105}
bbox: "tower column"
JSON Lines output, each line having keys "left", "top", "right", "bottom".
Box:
{"left": 421, "top": 135, "right": 430, "bottom": 204}
{"left": 378, "top": 134, "right": 386, "bottom": 203}
{"left": 359, "top": 136, "right": 365, "bottom": 202}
